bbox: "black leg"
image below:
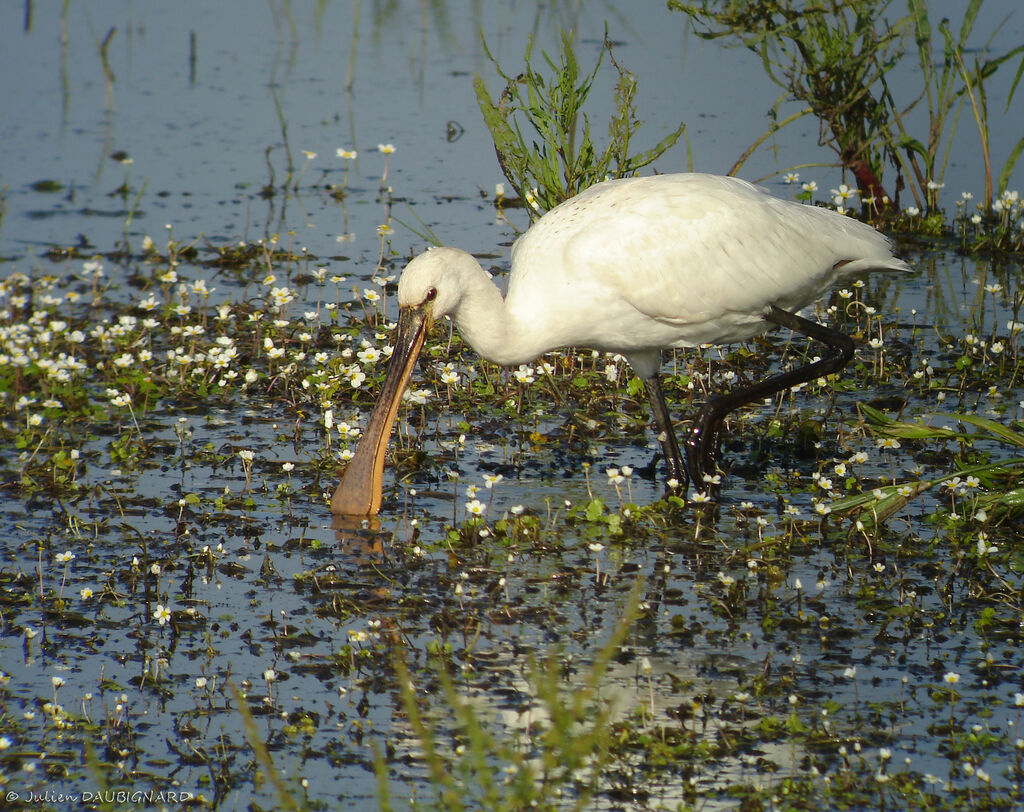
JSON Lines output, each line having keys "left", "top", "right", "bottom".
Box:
{"left": 685, "top": 304, "right": 855, "bottom": 490}
{"left": 644, "top": 375, "right": 688, "bottom": 494}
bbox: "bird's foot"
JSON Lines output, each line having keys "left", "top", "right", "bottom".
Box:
{"left": 662, "top": 451, "right": 689, "bottom": 499}
{"left": 684, "top": 417, "right": 724, "bottom": 500}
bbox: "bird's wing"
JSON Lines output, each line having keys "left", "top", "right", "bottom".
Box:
{"left": 505, "top": 174, "right": 907, "bottom": 351}
{"left": 556, "top": 176, "right": 901, "bottom": 338}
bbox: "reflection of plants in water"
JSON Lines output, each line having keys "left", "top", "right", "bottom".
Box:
{"left": 474, "top": 30, "right": 687, "bottom": 218}
{"left": 670, "top": 0, "right": 1024, "bottom": 216}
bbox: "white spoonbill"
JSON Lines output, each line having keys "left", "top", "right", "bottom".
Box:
{"left": 332, "top": 173, "right": 909, "bottom": 516}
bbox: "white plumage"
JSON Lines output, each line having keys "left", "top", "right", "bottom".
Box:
{"left": 333, "top": 172, "right": 910, "bottom": 515}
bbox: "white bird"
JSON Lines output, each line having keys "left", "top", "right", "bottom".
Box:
{"left": 332, "top": 173, "right": 910, "bottom": 516}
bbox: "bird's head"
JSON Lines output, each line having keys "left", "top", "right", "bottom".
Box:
{"left": 396, "top": 246, "right": 476, "bottom": 321}
{"left": 331, "top": 247, "right": 474, "bottom": 516}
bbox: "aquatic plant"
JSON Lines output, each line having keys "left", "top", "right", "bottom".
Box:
{"left": 895, "top": 0, "right": 1024, "bottom": 213}
{"left": 670, "top": 0, "right": 1024, "bottom": 215}
{"left": 9, "top": 4, "right": 1024, "bottom": 809}
{"left": 834, "top": 403, "right": 1024, "bottom": 529}
{"left": 377, "top": 588, "right": 643, "bottom": 811}
{"left": 474, "top": 29, "right": 687, "bottom": 217}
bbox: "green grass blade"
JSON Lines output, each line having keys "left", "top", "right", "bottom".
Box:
{"left": 936, "top": 412, "right": 1024, "bottom": 449}
{"left": 859, "top": 403, "right": 962, "bottom": 442}
{"left": 1006, "top": 51, "right": 1024, "bottom": 109}
{"left": 997, "top": 132, "right": 1024, "bottom": 196}
{"left": 957, "top": 0, "right": 983, "bottom": 47}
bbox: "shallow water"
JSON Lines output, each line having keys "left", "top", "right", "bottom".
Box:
{"left": 3, "top": 2, "right": 1024, "bottom": 810}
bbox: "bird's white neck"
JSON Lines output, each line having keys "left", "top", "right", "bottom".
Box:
{"left": 444, "top": 253, "right": 548, "bottom": 367}
{"left": 399, "top": 246, "right": 561, "bottom": 367}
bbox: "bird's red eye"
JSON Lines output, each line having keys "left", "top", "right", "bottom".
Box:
{"left": 425, "top": 287, "right": 438, "bottom": 301}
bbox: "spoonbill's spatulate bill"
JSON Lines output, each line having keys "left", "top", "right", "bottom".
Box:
{"left": 331, "top": 173, "right": 910, "bottom": 516}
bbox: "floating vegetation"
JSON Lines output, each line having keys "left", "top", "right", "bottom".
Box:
{"left": 4, "top": 198, "right": 1024, "bottom": 808}
{"left": 3, "top": 4, "right": 1024, "bottom": 810}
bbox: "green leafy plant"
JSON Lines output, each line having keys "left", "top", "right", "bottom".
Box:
{"left": 671, "top": 0, "right": 1024, "bottom": 216}
{"left": 671, "top": 0, "right": 904, "bottom": 204}
{"left": 474, "top": 30, "right": 687, "bottom": 218}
